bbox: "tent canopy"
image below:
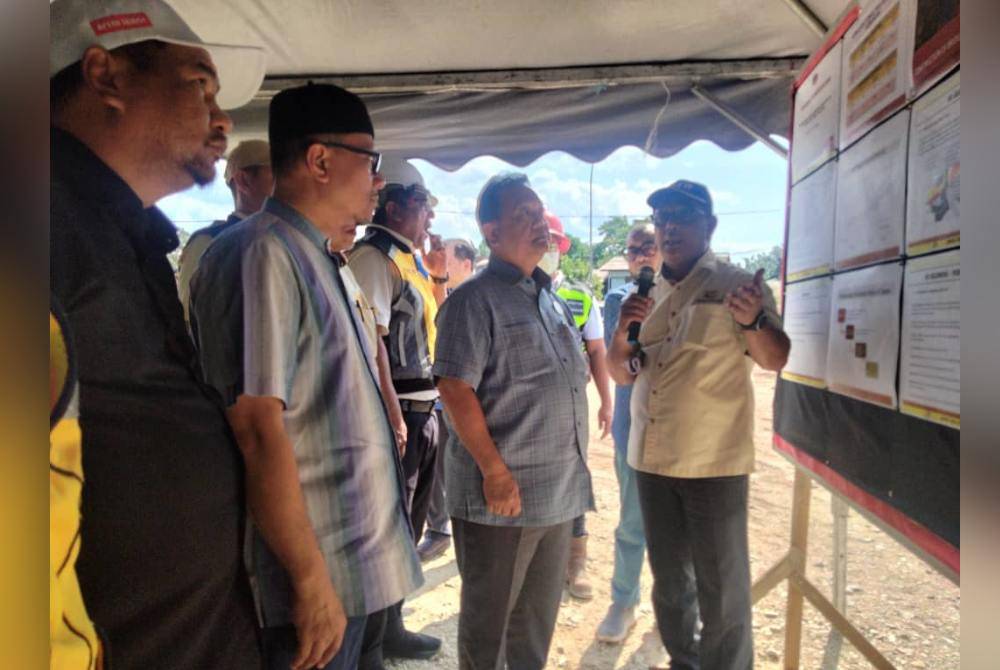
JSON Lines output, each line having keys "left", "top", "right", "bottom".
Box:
{"left": 172, "top": 0, "right": 852, "bottom": 169}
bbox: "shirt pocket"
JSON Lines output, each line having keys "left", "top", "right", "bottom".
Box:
{"left": 497, "top": 319, "right": 553, "bottom": 382}
{"left": 681, "top": 303, "right": 737, "bottom": 349}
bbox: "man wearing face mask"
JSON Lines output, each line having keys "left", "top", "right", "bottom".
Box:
{"left": 540, "top": 211, "right": 612, "bottom": 601}
{"left": 607, "top": 180, "right": 790, "bottom": 670}
{"left": 348, "top": 156, "right": 445, "bottom": 666}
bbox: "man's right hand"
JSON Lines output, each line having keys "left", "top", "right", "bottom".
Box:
{"left": 291, "top": 570, "right": 347, "bottom": 670}
{"left": 483, "top": 466, "right": 522, "bottom": 517}
{"left": 616, "top": 293, "right": 654, "bottom": 337}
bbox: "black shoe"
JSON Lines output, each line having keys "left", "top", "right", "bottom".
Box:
{"left": 382, "top": 630, "right": 442, "bottom": 660}
{"left": 416, "top": 533, "right": 450, "bottom": 562}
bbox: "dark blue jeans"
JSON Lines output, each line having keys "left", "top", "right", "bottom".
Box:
{"left": 635, "top": 472, "right": 753, "bottom": 670}
{"left": 263, "top": 616, "right": 367, "bottom": 670}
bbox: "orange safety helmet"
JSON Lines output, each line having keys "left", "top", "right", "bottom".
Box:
{"left": 544, "top": 211, "right": 571, "bottom": 254}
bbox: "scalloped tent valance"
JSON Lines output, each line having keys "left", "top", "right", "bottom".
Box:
{"left": 170, "top": 0, "right": 852, "bottom": 169}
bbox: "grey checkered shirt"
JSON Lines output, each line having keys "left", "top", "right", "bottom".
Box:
{"left": 433, "top": 255, "right": 595, "bottom": 527}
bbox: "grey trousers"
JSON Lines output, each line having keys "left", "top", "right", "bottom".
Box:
{"left": 425, "top": 409, "right": 451, "bottom": 537}
{"left": 635, "top": 472, "right": 753, "bottom": 670}
{"left": 452, "top": 517, "right": 572, "bottom": 670}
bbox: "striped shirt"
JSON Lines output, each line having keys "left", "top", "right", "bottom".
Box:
{"left": 190, "top": 198, "right": 421, "bottom": 622}
{"left": 433, "top": 255, "right": 594, "bottom": 527}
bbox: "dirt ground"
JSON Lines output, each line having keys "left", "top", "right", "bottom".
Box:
{"left": 390, "top": 369, "right": 960, "bottom": 669}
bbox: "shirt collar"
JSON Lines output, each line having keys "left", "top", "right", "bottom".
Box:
{"left": 51, "top": 126, "right": 179, "bottom": 256}
{"left": 485, "top": 254, "right": 552, "bottom": 290}
{"left": 660, "top": 248, "right": 717, "bottom": 284}
{"left": 366, "top": 223, "right": 415, "bottom": 252}
{"left": 263, "top": 197, "right": 330, "bottom": 254}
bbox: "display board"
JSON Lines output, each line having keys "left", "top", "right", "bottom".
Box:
{"left": 906, "top": 71, "right": 960, "bottom": 255}
{"left": 834, "top": 110, "right": 908, "bottom": 269}
{"left": 787, "top": 160, "right": 836, "bottom": 280}
{"left": 776, "top": 2, "right": 959, "bottom": 575}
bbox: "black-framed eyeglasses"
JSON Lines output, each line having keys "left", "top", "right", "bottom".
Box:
{"left": 652, "top": 207, "right": 707, "bottom": 228}
{"left": 314, "top": 141, "right": 382, "bottom": 174}
{"left": 625, "top": 241, "right": 657, "bottom": 258}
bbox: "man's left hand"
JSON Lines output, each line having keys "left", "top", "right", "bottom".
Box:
{"left": 726, "top": 268, "right": 766, "bottom": 326}
{"left": 424, "top": 234, "right": 447, "bottom": 277}
{"left": 597, "top": 402, "right": 612, "bottom": 439}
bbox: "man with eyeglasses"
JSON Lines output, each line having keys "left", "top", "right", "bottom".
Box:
{"left": 348, "top": 156, "right": 445, "bottom": 667}
{"left": 594, "top": 221, "right": 661, "bottom": 643}
{"left": 607, "top": 180, "right": 790, "bottom": 669}
{"left": 189, "top": 84, "right": 421, "bottom": 670}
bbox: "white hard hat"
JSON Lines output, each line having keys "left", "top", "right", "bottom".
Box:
{"left": 378, "top": 156, "right": 438, "bottom": 207}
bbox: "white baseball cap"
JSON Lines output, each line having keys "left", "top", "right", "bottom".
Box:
{"left": 50, "top": 0, "right": 266, "bottom": 110}
{"left": 223, "top": 139, "right": 271, "bottom": 183}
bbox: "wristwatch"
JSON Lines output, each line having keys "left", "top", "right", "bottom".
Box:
{"left": 430, "top": 273, "right": 449, "bottom": 285}
{"left": 739, "top": 310, "right": 767, "bottom": 331}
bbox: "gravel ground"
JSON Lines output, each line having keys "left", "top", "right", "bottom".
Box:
{"left": 387, "top": 369, "right": 960, "bottom": 669}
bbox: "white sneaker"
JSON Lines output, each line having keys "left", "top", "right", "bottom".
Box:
{"left": 596, "top": 603, "right": 637, "bottom": 643}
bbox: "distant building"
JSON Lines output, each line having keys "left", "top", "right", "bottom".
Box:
{"left": 594, "top": 256, "right": 631, "bottom": 294}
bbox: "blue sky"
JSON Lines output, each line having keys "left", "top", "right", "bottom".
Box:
{"left": 159, "top": 139, "right": 788, "bottom": 259}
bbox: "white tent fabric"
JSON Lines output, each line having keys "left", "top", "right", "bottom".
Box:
{"left": 171, "top": 0, "right": 852, "bottom": 168}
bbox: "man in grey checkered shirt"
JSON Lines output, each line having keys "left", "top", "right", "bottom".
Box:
{"left": 434, "top": 173, "right": 595, "bottom": 670}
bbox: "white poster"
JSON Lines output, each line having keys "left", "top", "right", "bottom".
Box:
{"left": 900, "top": 251, "right": 960, "bottom": 428}
{"left": 792, "top": 42, "right": 843, "bottom": 184}
{"left": 787, "top": 160, "right": 836, "bottom": 281}
{"left": 834, "top": 109, "right": 908, "bottom": 270}
{"left": 840, "top": 0, "right": 915, "bottom": 148}
{"left": 826, "top": 263, "right": 902, "bottom": 408}
{"left": 781, "top": 277, "right": 833, "bottom": 388}
{"left": 906, "top": 72, "right": 960, "bottom": 255}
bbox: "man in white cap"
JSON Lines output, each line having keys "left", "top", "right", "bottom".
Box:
{"left": 49, "top": 0, "right": 265, "bottom": 667}
{"left": 348, "top": 156, "right": 445, "bottom": 666}
{"left": 177, "top": 139, "right": 273, "bottom": 321}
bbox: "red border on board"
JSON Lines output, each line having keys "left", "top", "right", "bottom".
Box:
{"left": 794, "top": 5, "right": 861, "bottom": 90}
{"left": 913, "top": 15, "right": 960, "bottom": 91}
{"left": 774, "top": 433, "right": 959, "bottom": 576}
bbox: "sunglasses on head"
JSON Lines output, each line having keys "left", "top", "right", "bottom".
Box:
{"left": 314, "top": 140, "right": 382, "bottom": 175}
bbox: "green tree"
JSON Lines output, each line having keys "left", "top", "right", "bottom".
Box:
{"left": 738, "top": 245, "right": 783, "bottom": 280}
{"left": 590, "top": 215, "right": 633, "bottom": 268}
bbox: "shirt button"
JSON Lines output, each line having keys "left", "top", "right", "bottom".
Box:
{"left": 671, "top": 311, "right": 677, "bottom": 316}
{"left": 649, "top": 418, "right": 656, "bottom": 424}
{"left": 666, "top": 337, "right": 672, "bottom": 342}
{"left": 652, "top": 390, "right": 657, "bottom": 395}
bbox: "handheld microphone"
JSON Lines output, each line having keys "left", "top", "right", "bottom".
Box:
{"left": 627, "top": 265, "right": 656, "bottom": 342}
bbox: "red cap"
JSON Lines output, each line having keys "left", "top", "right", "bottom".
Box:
{"left": 544, "top": 211, "right": 571, "bottom": 254}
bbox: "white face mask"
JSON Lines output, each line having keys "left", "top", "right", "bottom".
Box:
{"left": 538, "top": 249, "right": 560, "bottom": 276}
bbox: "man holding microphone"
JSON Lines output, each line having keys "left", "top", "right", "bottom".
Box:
{"left": 607, "top": 180, "right": 789, "bottom": 670}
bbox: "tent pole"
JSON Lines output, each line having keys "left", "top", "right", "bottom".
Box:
{"left": 589, "top": 164, "right": 595, "bottom": 273}
{"left": 690, "top": 85, "right": 789, "bottom": 159}
{"left": 778, "top": 0, "right": 828, "bottom": 39}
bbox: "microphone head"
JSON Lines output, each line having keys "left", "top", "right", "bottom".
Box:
{"left": 636, "top": 265, "right": 656, "bottom": 294}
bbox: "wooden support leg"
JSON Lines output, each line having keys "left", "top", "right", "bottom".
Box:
{"left": 831, "top": 496, "right": 849, "bottom": 612}
{"left": 783, "top": 468, "right": 812, "bottom": 669}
